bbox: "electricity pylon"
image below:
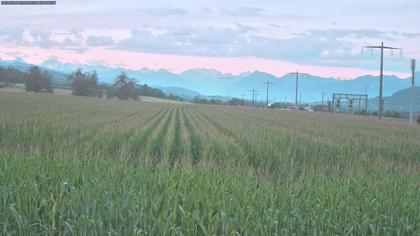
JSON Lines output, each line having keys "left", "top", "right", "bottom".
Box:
{"left": 362, "top": 42, "right": 403, "bottom": 119}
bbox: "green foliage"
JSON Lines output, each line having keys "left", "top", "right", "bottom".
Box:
{"left": 191, "top": 96, "right": 225, "bottom": 105}
{"left": 371, "top": 110, "right": 405, "bottom": 118}
{"left": 107, "top": 72, "right": 140, "bottom": 101}
{"left": 24, "top": 66, "right": 53, "bottom": 93}
{"left": 270, "top": 102, "right": 294, "bottom": 109}
{"left": 0, "top": 66, "right": 26, "bottom": 83}
{"left": 137, "top": 84, "right": 164, "bottom": 98}
{"left": 225, "top": 97, "right": 243, "bottom": 106}
{"left": 67, "top": 69, "right": 102, "bottom": 97}
{"left": 0, "top": 93, "right": 419, "bottom": 235}
{"left": 383, "top": 110, "right": 404, "bottom": 118}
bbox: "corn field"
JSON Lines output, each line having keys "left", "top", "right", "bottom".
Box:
{"left": 1, "top": 92, "right": 419, "bottom": 235}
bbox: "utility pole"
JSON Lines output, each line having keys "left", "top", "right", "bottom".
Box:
{"left": 249, "top": 88, "right": 258, "bottom": 104}
{"left": 322, "top": 92, "right": 325, "bottom": 105}
{"left": 362, "top": 42, "right": 403, "bottom": 119}
{"left": 299, "top": 94, "right": 302, "bottom": 107}
{"left": 290, "top": 71, "right": 302, "bottom": 110}
{"left": 262, "top": 81, "right": 274, "bottom": 107}
{"left": 410, "top": 59, "right": 416, "bottom": 124}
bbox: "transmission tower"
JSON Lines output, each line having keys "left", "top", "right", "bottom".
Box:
{"left": 362, "top": 42, "right": 403, "bottom": 119}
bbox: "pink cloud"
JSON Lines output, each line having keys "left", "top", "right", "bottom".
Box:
{"left": 0, "top": 46, "right": 410, "bottom": 79}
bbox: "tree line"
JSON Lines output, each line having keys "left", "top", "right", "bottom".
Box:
{"left": 192, "top": 97, "right": 246, "bottom": 106}
{"left": 0, "top": 67, "right": 26, "bottom": 84}
{"left": 0, "top": 66, "right": 183, "bottom": 101}
{"left": 67, "top": 68, "right": 183, "bottom": 101}
{"left": 0, "top": 66, "right": 53, "bottom": 92}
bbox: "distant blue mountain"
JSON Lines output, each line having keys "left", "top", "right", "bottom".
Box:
{"left": 1, "top": 58, "right": 417, "bottom": 102}
{"left": 223, "top": 72, "right": 412, "bottom": 103}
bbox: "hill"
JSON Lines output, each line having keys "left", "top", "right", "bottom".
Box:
{"left": 382, "top": 86, "right": 420, "bottom": 112}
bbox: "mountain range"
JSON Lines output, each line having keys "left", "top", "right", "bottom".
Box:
{"left": 1, "top": 58, "right": 418, "bottom": 103}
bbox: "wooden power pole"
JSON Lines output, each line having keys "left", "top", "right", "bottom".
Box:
{"left": 410, "top": 59, "right": 416, "bottom": 124}
{"left": 290, "top": 71, "right": 300, "bottom": 110}
{"left": 262, "top": 81, "right": 273, "bottom": 107}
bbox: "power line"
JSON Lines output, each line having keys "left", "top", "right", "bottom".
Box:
{"left": 362, "top": 42, "right": 403, "bottom": 119}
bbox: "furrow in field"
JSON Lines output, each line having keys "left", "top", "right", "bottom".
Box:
{"left": 127, "top": 107, "right": 170, "bottom": 162}
{"left": 0, "top": 103, "right": 159, "bottom": 158}
{"left": 194, "top": 106, "right": 317, "bottom": 172}
{"left": 198, "top": 106, "right": 420, "bottom": 170}
{"left": 147, "top": 106, "right": 175, "bottom": 165}
{"left": 169, "top": 107, "right": 182, "bottom": 167}
{"left": 192, "top": 106, "right": 264, "bottom": 169}
{"left": 72, "top": 105, "right": 161, "bottom": 146}
{"left": 181, "top": 106, "right": 203, "bottom": 167}
{"left": 177, "top": 105, "right": 192, "bottom": 166}
{"left": 185, "top": 105, "right": 248, "bottom": 168}
{"left": 87, "top": 106, "right": 168, "bottom": 159}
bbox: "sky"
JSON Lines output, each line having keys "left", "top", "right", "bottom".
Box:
{"left": 0, "top": 0, "right": 419, "bottom": 78}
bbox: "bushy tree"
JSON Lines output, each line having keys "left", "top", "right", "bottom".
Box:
{"left": 192, "top": 96, "right": 209, "bottom": 104}
{"left": 137, "top": 84, "right": 166, "bottom": 98}
{"left": 0, "top": 66, "right": 26, "bottom": 83}
{"left": 167, "top": 94, "right": 183, "bottom": 101}
{"left": 25, "top": 66, "right": 53, "bottom": 93}
{"left": 107, "top": 72, "right": 140, "bottom": 101}
{"left": 226, "top": 98, "right": 243, "bottom": 106}
{"left": 68, "top": 69, "right": 101, "bottom": 97}
{"left": 192, "top": 97, "right": 223, "bottom": 105}
{"left": 383, "top": 110, "right": 403, "bottom": 118}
